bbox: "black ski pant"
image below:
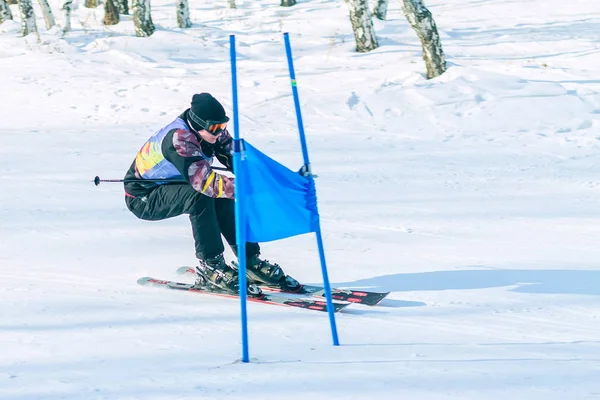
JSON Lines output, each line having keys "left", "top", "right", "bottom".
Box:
{"left": 126, "top": 183, "right": 260, "bottom": 261}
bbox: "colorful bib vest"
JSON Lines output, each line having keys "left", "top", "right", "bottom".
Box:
{"left": 135, "top": 118, "right": 208, "bottom": 182}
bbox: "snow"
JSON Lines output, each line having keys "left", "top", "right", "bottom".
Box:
{"left": 1, "top": 0, "right": 600, "bottom": 398}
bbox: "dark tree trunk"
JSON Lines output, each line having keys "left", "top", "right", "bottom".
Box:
{"left": 0, "top": 0, "right": 13, "bottom": 22}
{"left": 133, "top": 0, "right": 155, "bottom": 37}
{"left": 18, "top": 0, "right": 38, "bottom": 35}
{"left": 62, "top": 0, "right": 73, "bottom": 31}
{"left": 118, "top": 0, "right": 128, "bottom": 15}
{"left": 176, "top": 0, "right": 191, "bottom": 28}
{"left": 345, "top": 0, "right": 379, "bottom": 53}
{"left": 104, "top": 0, "right": 119, "bottom": 25}
{"left": 373, "top": 0, "right": 387, "bottom": 20}
{"left": 37, "top": 0, "right": 55, "bottom": 29}
{"left": 401, "top": 0, "right": 446, "bottom": 79}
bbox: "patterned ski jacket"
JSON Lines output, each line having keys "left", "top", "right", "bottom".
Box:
{"left": 123, "top": 110, "right": 235, "bottom": 199}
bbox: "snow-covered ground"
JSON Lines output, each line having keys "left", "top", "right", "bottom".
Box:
{"left": 2, "top": 0, "right": 600, "bottom": 398}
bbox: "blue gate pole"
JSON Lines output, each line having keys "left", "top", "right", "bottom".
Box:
{"left": 230, "top": 34, "right": 250, "bottom": 363}
{"left": 283, "top": 32, "right": 340, "bottom": 346}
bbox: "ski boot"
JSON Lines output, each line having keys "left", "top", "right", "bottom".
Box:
{"left": 195, "top": 254, "right": 262, "bottom": 296}
{"left": 244, "top": 254, "right": 302, "bottom": 292}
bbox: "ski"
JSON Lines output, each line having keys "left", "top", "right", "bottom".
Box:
{"left": 137, "top": 277, "right": 350, "bottom": 313}
{"left": 175, "top": 266, "right": 389, "bottom": 306}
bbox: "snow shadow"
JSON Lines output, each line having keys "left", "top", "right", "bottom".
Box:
{"left": 337, "top": 268, "right": 600, "bottom": 296}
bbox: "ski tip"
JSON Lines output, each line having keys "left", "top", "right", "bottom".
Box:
{"left": 137, "top": 277, "right": 154, "bottom": 285}
{"left": 370, "top": 292, "right": 391, "bottom": 306}
{"left": 350, "top": 291, "right": 391, "bottom": 306}
{"left": 353, "top": 291, "right": 390, "bottom": 306}
{"left": 176, "top": 266, "right": 195, "bottom": 275}
{"left": 137, "top": 277, "right": 171, "bottom": 286}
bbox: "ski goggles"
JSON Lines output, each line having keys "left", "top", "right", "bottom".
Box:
{"left": 189, "top": 109, "right": 230, "bottom": 136}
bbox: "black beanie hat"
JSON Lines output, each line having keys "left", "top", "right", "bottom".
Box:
{"left": 188, "top": 93, "right": 229, "bottom": 131}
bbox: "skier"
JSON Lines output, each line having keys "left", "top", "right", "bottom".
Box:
{"left": 123, "top": 93, "right": 300, "bottom": 294}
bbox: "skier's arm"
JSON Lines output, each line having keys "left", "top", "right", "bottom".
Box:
{"left": 164, "top": 129, "right": 235, "bottom": 199}
{"left": 187, "top": 161, "right": 234, "bottom": 199}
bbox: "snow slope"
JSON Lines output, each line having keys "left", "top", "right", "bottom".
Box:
{"left": 1, "top": 0, "right": 600, "bottom": 398}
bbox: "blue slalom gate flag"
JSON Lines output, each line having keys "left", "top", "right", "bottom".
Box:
{"left": 238, "top": 140, "right": 319, "bottom": 243}
{"left": 230, "top": 33, "right": 340, "bottom": 363}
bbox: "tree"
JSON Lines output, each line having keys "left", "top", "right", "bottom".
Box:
{"left": 62, "top": 0, "right": 73, "bottom": 31}
{"left": 372, "top": 0, "right": 387, "bottom": 20}
{"left": 133, "top": 0, "right": 154, "bottom": 37}
{"left": 280, "top": 0, "right": 296, "bottom": 6}
{"left": 85, "top": 0, "right": 97, "bottom": 8}
{"left": 37, "top": 0, "right": 55, "bottom": 29}
{"left": 0, "top": 0, "right": 13, "bottom": 22}
{"left": 401, "top": 0, "right": 446, "bottom": 78}
{"left": 117, "top": 0, "right": 128, "bottom": 15}
{"left": 17, "top": 0, "right": 37, "bottom": 35}
{"left": 104, "top": 0, "right": 119, "bottom": 25}
{"left": 344, "top": 0, "right": 378, "bottom": 53}
{"left": 176, "top": 0, "right": 191, "bottom": 28}
{"left": 226, "top": 0, "right": 235, "bottom": 8}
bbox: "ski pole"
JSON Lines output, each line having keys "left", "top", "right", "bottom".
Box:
{"left": 92, "top": 176, "right": 185, "bottom": 186}
{"left": 93, "top": 167, "right": 229, "bottom": 186}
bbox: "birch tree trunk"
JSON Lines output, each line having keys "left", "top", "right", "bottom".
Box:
{"left": 401, "top": 0, "right": 446, "bottom": 79}
{"left": 84, "top": 0, "right": 97, "bottom": 8}
{"left": 0, "top": 0, "right": 13, "bottom": 22}
{"left": 344, "top": 0, "right": 378, "bottom": 53}
{"left": 18, "top": 0, "right": 38, "bottom": 35}
{"left": 62, "top": 0, "right": 73, "bottom": 31}
{"left": 280, "top": 0, "right": 296, "bottom": 6}
{"left": 226, "top": 0, "right": 235, "bottom": 9}
{"left": 373, "top": 0, "right": 387, "bottom": 20}
{"left": 117, "top": 0, "right": 128, "bottom": 14}
{"left": 176, "top": 0, "right": 191, "bottom": 28}
{"left": 37, "top": 0, "right": 55, "bottom": 29}
{"left": 133, "top": 0, "right": 154, "bottom": 37}
{"left": 104, "top": 0, "right": 119, "bottom": 25}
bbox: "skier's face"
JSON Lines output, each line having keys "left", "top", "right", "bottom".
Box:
{"left": 198, "top": 128, "right": 221, "bottom": 144}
